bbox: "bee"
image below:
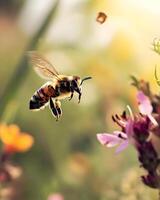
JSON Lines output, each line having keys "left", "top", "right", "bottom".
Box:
{"left": 28, "top": 52, "right": 92, "bottom": 120}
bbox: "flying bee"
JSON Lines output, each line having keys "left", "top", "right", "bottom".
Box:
{"left": 28, "top": 52, "right": 92, "bottom": 121}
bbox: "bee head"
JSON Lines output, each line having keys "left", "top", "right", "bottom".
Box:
{"left": 72, "top": 76, "right": 92, "bottom": 86}
{"left": 71, "top": 76, "right": 92, "bottom": 103}
{"left": 72, "top": 76, "right": 92, "bottom": 92}
{"left": 72, "top": 76, "right": 81, "bottom": 86}
{"left": 71, "top": 77, "right": 81, "bottom": 94}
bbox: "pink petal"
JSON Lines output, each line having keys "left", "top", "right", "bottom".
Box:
{"left": 125, "top": 119, "right": 133, "bottom": 137}
{"left": 115, "top": 140, "right": 129, "bottom": 153}
{"left": 114, "top": 131, "right": 127, "bottom": 139}
{"left": 48, "top": 194, "right": 64, "bottom": 200}
{"left": 97, "top": 133, "right": 122, "bottom": 147}
{"left": 137, "top": 91, "right": 153, "bottom": 115}
{"left": 148, "top": 114, "right": 158, "bottom": 126}
{"left": 137, "top": 91, "right": 148, "bottom": 102}
{"left": 139, "top": 103, "right": 152, "bottom": 115}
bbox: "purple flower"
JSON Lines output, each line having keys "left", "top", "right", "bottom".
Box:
{"left": 142, "top": 173, "right": 160, "bottom": 189}
{"left": 133, "top": 116, "right": 150, "bottom": 143}
{"left": 97, "top": 78, "right": 160, "bottom": 190}
{"left": 137, "top": 91, "right": 158, "bottom": 126}
{"left": 137, "top": 91, "right": 152, "bottom": 115}
{"left": 137, "top": 141, "right": 159, "bottom": 172}
{"left": 97, "top": 118, "right": 133, "bottom": 153}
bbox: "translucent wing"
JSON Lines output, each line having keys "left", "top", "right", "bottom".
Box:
{"left": 28, "top": 51, "right": 61, "bottom": 80}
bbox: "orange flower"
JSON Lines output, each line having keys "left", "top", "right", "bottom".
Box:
{"left": 0, "top": 124, "right": 34, "bottom": 153}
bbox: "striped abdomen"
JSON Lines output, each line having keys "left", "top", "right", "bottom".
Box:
{"left": 29, "top": 83, "right": 56, "bottom": 110}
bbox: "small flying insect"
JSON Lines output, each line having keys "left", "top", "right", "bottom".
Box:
{"left": 28, "top": 52, "right": 92, "bottom": 121}
{"left": 96, "top": 12, "right": 107, "bottom": 24}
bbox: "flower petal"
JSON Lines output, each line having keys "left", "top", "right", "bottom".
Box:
{"left": 125, "top": 119, "right": 133, "bottom": 137}
{"left": 0, "top": 124, "right": 34, "bottom": 153}
{"left": 48, "top": 194, "right": 64, "bottom": 200}
{"left": 97, "top": 133, "right": 122, "bottom": 147}
{"left": 137, "top": 91, "right": 153, "bottom": 115}
{"left": 148, "top": 114, "right": 158, "bottom": 126}
{"left": 15, "top": 133, "right": 34, "bottom": 152}
{"left": 114, "top": 131, "right": 127, "bottom": 139}
{"left": 116, "top": 140, "right": 129, "bottom": 153}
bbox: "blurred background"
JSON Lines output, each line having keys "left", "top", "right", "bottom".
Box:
{"left": 0, "top": 0, "right": 160, "bottom": 199}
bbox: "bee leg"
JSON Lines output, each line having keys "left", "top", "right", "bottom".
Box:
{"left": 78, "top": 92, "right": 82, "bottom": 103}
{"left": 55, "top": 100, "right": 62, "bottom": 117}
{"left": 49, "top": 98, "right": 59, "bottom": 121}
{"left": 73, "top": 85, "right": 82, "bottom": 103}
{"left": 75, "top": 88, "right": 82, "bottom": 103}
{"left": 69, "top": 83, "right": 74, "bottom": 101}
{"left": 69, "top": 92, "right": 74, "bottom": 101}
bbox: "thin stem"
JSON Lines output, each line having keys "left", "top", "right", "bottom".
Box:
{"left": 0, "top": 0, "right": 59, "bottom": 119}
{"left": 155, "top": 65, "right": 160, "bottom": 87}
{"left": 127, "top": 105, "right": 134, "bottom": 120}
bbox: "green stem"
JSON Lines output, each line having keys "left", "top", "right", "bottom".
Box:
{"left": 0, "top": 0, "right": 59, "bottom": 119}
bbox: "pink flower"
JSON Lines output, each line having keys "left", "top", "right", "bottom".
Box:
{"left": 137, "top": 91, "right": 152, "bottom": 115}
{"left": 97, "top": 77, "right": 160, "bottom": 190}
{"left": 48, "top": 193, "right": 64, "bottom": 200}
{"left": 137, "top": 91, "right": 158, "bottom": 126}
{"left": 97, "top": 119, "right": 133, "bottom": 153}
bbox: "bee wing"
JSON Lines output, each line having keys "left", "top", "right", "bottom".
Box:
{"left": 28, "top": 51, "right": 61, "bottom": 80}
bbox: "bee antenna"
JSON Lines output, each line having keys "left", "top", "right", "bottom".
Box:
{"left": 80, "top": 77, "right": 92, "bottom": 86}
